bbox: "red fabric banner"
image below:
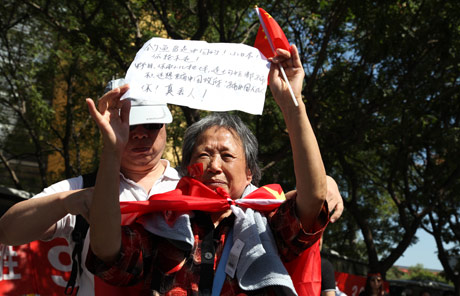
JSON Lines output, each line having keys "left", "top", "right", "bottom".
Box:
{"left": 335, "top": 271, "right": 366, "bottom": 296}
{"left": 284, "top": 240, "right": 322, "bottom": 296}
{"left": 0, "top": 238, "right": 74, "bottom": 295}
{"left": 254, "top": 7, "right": 290, "bottom": 59}
{"left": 119, "top": 177, "right": 285, "bottom": 225}
{"left": 335, "top": 271, "right": 390, "bottom": 296}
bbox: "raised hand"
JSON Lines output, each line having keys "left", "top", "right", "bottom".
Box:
{"left": 266, "top": 44, "right": 327, "bottom": 231}
{"left": 86, "top": 84, "right": 131, "bottom": 154}
{"left": 268, "top": 44, "right": 305, "bottom": 108}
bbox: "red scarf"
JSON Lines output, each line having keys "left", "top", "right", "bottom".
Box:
{"left": 119, "top": 176, "right": 285, "bottom": 225}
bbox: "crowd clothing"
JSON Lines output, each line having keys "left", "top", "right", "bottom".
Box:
{"left": 359, "top": 288, "right": 390, "bottom": 296}
{"left": 359, "top": 292, "right": 390, "bottom": 296}
{"left": 336, "top": 287, "right": 348, "bottom": 296}
{"left": 32, "top": 160, "right": 180, "bottom": 296}
{"left": 87, "top": 177, "right": 329, "bottom": 295}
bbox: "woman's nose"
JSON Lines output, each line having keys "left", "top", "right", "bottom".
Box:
{"left": 207, "top": 155, "right": 223, "bottom": 173}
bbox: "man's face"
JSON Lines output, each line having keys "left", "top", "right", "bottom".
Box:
{"left": 190, "top": 126, "right": 252, "bottom": 199}
{"left": 121, "top": 124, "right": 166, "bottom": 172}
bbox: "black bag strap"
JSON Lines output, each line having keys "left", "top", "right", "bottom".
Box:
{"left": 64, "top": 171, "right": 97, "bottom": 295}
{"left": 198, "top": 228, "right": 215, "bottom": 296}
{"left": 197, "top": 212, "right": 216, "bottom": 296}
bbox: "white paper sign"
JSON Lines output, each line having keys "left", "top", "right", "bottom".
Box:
{"left": 122, "top": 37, "right": 270, "bottom": 115}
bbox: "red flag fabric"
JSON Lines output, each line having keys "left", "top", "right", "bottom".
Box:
{"left": 0, "top": 238, "right": 75, "bottom": 295}
{"left": 334, "top": 271, "right": 390, "bottom": 296}
{"left": 284, "top": 240, "right": 322, "bottom": 295}
{"left": 119, "top": 177, "right": 285, "bottom": 225}
{"left": 254, "top": 7, "right": 290, "bottom": 59}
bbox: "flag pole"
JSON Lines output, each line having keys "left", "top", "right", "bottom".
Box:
{"left": 255, "top": 7, "right": 299, "bottom": 107}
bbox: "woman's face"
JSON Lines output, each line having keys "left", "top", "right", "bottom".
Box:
{"left": 190, "top": 126, "right": 252, "bottom": 199}
{"left": 369, "top": 276, "right": 382, "bottom": 290}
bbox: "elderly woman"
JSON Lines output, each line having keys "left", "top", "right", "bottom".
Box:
{"left": 86, "top": 45, "right": 328, "bottom": 295}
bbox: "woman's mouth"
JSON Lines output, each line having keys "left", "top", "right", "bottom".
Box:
{"left": 203, "top": 179, "right": 227, "bottom": 187}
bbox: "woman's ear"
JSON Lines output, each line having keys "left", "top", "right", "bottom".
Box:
{"left": 246, "top": 168, "right": 253, "bottom": 184}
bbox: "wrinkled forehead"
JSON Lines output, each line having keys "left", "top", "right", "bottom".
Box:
{"left": 196, "top": 125, "right": 243, "bottom": 147}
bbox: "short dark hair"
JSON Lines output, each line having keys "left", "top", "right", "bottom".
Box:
{"left": 180, "top": 113, "right": 261, "bottom": 185}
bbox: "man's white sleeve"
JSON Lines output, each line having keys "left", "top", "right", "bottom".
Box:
{"left": 31, "top": 176, "right": 84, "bottom": 240}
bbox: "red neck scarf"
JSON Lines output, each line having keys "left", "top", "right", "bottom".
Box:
{"left": 119, "top": 176, "right": 286, "bottom": 225}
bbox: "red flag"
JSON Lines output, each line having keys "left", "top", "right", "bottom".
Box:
{"left": 119, "top": 177, "right": 285, "bottom": 225}
{"left": 254, "top": 7, "right": 290, "bottom": 59}
{"left": 284, "top": 240, "right": 322, "bottom": 295}
{"left": 0, "top": 238, "right": 75, "bottom": 295}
